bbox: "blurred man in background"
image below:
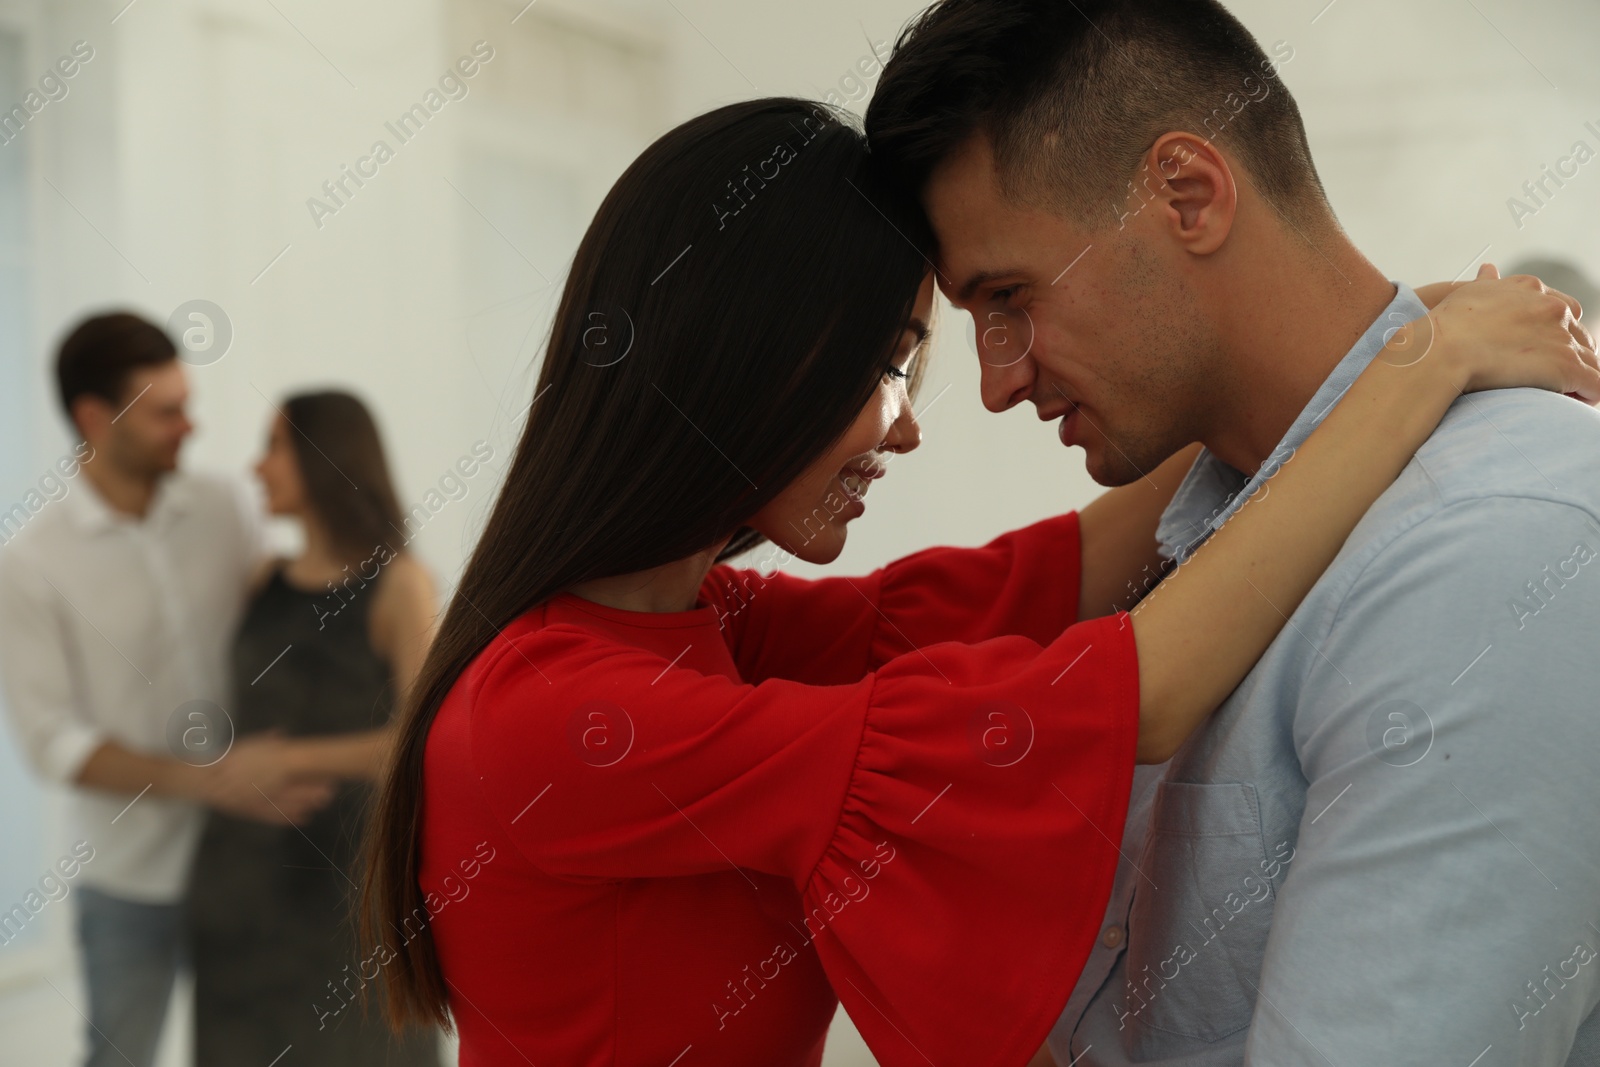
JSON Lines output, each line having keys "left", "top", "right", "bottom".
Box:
{"left": 0, "top": 312, "right": 332, "bottom": 1067}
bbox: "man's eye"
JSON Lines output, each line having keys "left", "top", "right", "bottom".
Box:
{"left": 992, "top": 287, "right": 1017, "bottom": 304}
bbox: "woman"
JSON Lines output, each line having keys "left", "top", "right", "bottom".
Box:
{"left": 361, "top": 99, "right": 1595, "bottom": 1067}
{"left": 188, "top": 391, "right": 441, "bottom": 1066}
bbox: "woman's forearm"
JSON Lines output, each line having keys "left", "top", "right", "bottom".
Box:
{"left": 288, "top": 728, "right": 395, "bottom": 782}
{"left": 1076, "top": 443, "right": 1203, "bottom": 619}
{"left": 1127, "top": 318, "right": 1457, "bottom": 763}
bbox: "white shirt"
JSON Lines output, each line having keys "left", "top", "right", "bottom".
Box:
{"left": 0, "top": 469, "right": 262, "bottom": 902}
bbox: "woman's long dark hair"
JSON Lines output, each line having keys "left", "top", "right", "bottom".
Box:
{"left": 280, "top": 390, "right": 406, "bottom": 566}
{"left": 360, "top": 98, "right": 934, "bottom": 1029}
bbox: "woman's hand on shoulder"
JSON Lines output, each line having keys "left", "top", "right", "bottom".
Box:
{"left": 1409, "top": 265, "right": 1599, "bottom": 402}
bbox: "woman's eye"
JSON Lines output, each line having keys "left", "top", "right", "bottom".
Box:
{"left": 883, "top": 364, "right": 909, "bottom": 381}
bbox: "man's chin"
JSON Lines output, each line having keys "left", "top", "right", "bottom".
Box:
{"left": 139, "top": 452, "right": 181, "bottom": 478}
{"left": 1081, "top": 446, "right": 1146, "bottom": 489}
{"left": 1081, "top": 447, "right": 1158, "bottom": 489}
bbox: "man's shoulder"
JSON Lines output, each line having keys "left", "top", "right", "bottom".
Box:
{"left": 0, "top": 469, "right": 249, "bottom": 568}
{"left": 1412, "top": 389, "right": 1600, "bottom": 507}
{"left": 0, "top": 479, "right": 84, "bottom": 563}
{"left": 1308, "top": 390, "right": 1600, "bottom": 614}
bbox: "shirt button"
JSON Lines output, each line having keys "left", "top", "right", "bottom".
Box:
{"left": 1102, "top": 925, "right": 1125, "bottom": 949}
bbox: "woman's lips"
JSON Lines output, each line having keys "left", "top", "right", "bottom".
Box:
{"left": 839, "top": 465, "right": 881, "bottom": 507}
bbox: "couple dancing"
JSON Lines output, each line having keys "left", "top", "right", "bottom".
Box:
{"left": 362, "top": 0, "right": 1600, "bottom": 1064}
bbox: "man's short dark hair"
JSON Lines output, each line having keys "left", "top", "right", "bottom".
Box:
{"left": 55, "top": 312, "right": 177, "bottom": 420}
{"left": 866, "top": 0, "right": 1331, "bottom": 230}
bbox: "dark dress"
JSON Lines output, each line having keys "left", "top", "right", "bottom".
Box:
{"left": 188, "top": 561, "right": 439, "bottom": 1067}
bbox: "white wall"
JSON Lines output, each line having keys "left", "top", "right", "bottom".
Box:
{"left": 0, "top": 0, "right": 1596, "bottom": 1063}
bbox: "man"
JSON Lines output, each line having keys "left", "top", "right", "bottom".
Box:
{"left": 866, "top": 2, "right": 1600, "bottom": 1063}
{"left": 0, "top": 313, "right": 332, "bottom": 1067}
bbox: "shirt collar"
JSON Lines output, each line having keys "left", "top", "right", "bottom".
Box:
{"left": 67, "top": 468, "right": 193, "bottom": 535}
{"left": 1156, "top": 281, "right": 1426, "bottom": 564}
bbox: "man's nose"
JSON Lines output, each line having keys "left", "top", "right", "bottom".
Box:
{"left": 979, "top": 353, "right": 1035, "bottom": 413}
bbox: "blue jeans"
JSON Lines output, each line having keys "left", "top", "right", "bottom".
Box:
{"left": 74, "top": 886, "right": 185, "bottom": 1067}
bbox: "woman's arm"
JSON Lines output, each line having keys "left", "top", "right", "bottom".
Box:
{"left": 1075, "top": 442, "right": 1202, "bottom": 619}
{"left": 72, "top": 738, "right": 335, "bottom": 824}
{"left": 1128, "top": 269, "right": 1598, "bottom": 762}
{"left": 282, "top": 554, "right": 440, "bottom": 783}
{"left": 370, "top": 552, "right": 440, "bottom": 693}
{"left": 278, "top": 730, "right": 391, "bottom": 783}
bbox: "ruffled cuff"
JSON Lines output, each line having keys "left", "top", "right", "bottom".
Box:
{"left": 800, "top": 612, "right": 1139, "bottom": 1066}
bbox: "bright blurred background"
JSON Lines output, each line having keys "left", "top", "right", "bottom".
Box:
{"left": 0, "top": 0, "right": 1595, "bottom": 1062}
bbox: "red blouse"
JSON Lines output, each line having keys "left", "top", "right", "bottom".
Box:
{"left": 418, "top": 512, "right": 1139, "bottom": 1066}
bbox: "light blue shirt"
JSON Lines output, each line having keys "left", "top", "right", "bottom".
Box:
{"left": 1051, "top": 283, "right": 1600, "bottom": 1067}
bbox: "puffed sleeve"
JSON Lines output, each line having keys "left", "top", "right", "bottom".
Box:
{"left": 469, "top": 606, "right": 1138, "bottom": 1067}
{"left": 705, "top": 512, "right": 1083, "bottom": 686}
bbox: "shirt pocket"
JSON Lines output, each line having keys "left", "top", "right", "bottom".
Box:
{"left": 1121, "top": 780, "right": 1279, "bottom": 1053}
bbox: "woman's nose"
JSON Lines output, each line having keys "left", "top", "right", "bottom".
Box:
{"left": 882, "top": 405, "right": 922, "bottom": 455}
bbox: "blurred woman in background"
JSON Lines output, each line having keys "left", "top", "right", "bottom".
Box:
{"left": 188, "top": 390, "right": 441, "bottom": 1066}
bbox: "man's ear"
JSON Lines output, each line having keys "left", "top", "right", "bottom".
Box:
{"left": 70, "top": 394, "right": 112, "bottom": 447}
{"left": 1146, "top": 132, "right": 1236, "bottom": 256}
